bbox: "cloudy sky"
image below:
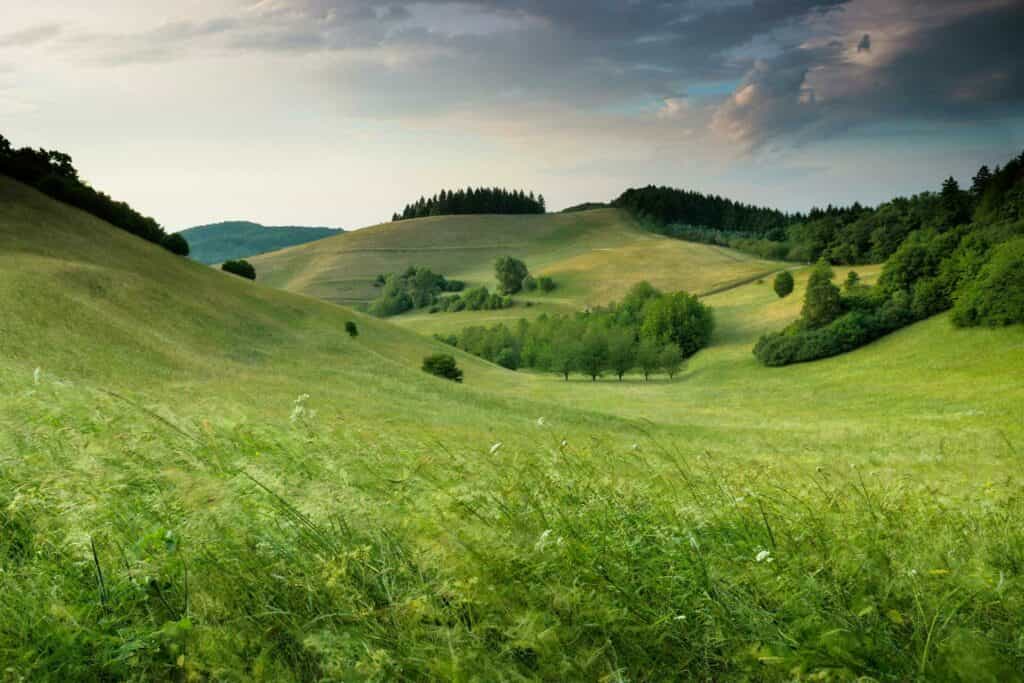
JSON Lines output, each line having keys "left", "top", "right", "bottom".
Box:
{"left": 2, "top": 0, "right": 1022, "bottom": 230}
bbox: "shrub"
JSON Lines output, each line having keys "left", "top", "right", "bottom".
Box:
{"left": 162, "top": 233, "right": 190, "bottom": 256}
{"left": 345, "top": 321, "right": 359, "bottom": 338}
{"left": 773, "top": 271, "right": 794, "bottom": 298}
{"left": 495, "top": 348, "right": 519, "bottom": 370}
{"left": 538, "top": 277, "right": 556, "bottom": 293}
{"left": 640, "top": 291, "right": 714, "bottom": 358}
{"left": 801, "top": 260, "right": 842, "bottom": 328}
{"left": 422, "top": 354, "right": 463, "bottom": 382}
{"left": 222, "top": 259, "right": 256, "bottom": 280}
{"left": 522, "top": 275, "right": 537, "bottom": 292}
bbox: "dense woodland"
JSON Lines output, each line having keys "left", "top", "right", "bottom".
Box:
{"left": 438, "top": 282, "right": 712, "bottom": 380}
{"left": 393, "top": 187, "right": 545, "bottom": 221}
{"left": 755, "top": 152, "right": 1024, "bottom": 365}
{"left": 0, "top": 133, "right": 180, "bottom": 253}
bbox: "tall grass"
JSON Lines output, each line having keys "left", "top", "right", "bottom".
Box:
{"left": 2, "top": 371, "right": 1021, "bottom": 680}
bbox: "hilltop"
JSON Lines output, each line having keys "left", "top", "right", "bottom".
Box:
{"left": 178, "top": 220, "right": 343, "bottom": 265}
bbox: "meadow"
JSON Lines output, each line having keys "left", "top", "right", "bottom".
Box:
{"left": 2, "top": 177, "right": 1023, "bottom": 680}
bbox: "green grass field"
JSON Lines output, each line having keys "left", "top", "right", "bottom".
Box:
{"left": 3, "top": 177, "right": 1023, "bottom": 680}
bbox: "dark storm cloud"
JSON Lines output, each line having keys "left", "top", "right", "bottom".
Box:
{"left": 713, "top": 0, "right": 1024, "bottom": 148}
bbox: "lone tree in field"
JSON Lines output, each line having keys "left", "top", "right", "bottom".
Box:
{"left": 660, "top": 344, "right": 683, "bottom": 380}
{"left": 222, "top": 259, "right": 256, "bottom": 280}
{"left": 422, "top": 354, "right": 463, "bottom": 383}
{"left": 495, "top": 257, "right": 530, "bottom": 295}
{"left": 345, "top": 321, "right": 359, "bottom": 338}
{"left": 801, "top": 259, "right": 843, "bottom": 328}
{"left": 162, "top": 233, "right": 190, "bottom": 256}
{"left": 773, "top": 271, "right": 794, "bottom": 298}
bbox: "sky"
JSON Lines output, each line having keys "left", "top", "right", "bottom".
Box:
{"left": 2, "top": 0, "right": 1023, "bottom": 230}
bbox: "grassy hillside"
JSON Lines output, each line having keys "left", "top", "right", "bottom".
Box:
{"left": 3, "top": 176, "right": 1023, "bottom": 680}
{"left": 178, "top": 221, "right": 342, "bottom": 265}
{"left": 250, "top": 210, "right": 785, "bottom": 316}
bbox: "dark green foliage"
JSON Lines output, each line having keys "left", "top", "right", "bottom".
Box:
{"left": 178, "top": 221, "right": 342, "bottom": 265}
{"left": 606, "top": 328, "right": 636, "bottom": 381}
{"left": 221, "top": 259, "right": 256, "bottom": 280}
{"left": 538, "top": 276, "right": 556, "bottom": 293}
{"left": 659, "top": 345, "right": 683, "bottom": 379}
{"left": 422, "top": 354, "right": 463, "bottom": 382}
{"left": 345, "top": 321, "right": 359, "bottom": 338}
{"left": 394, "top": 187, "right": 545, "bottom": 220}
{"left": 952, "top": 238, "right": 1024, "bottom": 327}
{"left": 162, "top": 233, "right": 190, "bottom": 256}
{"left": 801, "top": 260, "right": 843, "bottom": 329}
{"left": 495, "top": 257, "right": 530, "bottom": 295}
{"left": 613, "top": 185, "right": 793, "bottom": 235}
{"left": 0, "top": 133, "right": 167, "bottom": 246}
{"left": 578, "top": 329, "right": 608, "bottom": 381}
{"left": 561, "top": 202, "right": 609, "bottom": 213}
{"left": 636, "top": 339, "right": 661, "bottom": 381}
{"left": 640, "top": 291, "right": 714, "bottom": 358}
{"left": 447, "top": 283, "right": 713, "bottom": 380}
{"left": 843, "top": 271, "right": 861, "bottom": 292}
{"left": 522, "top": 274, "right": 537, "bottom": 292}
{"left": 369, "top": 267, "right": 464, "bottom": 317}
{"left": 773, "top": 271, "right": 794, "bottom": 298}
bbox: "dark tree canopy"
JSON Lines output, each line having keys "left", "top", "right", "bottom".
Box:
{"left": 800, "top": 261, "right": 843, "bottom": 329}
{"left": 422, "top": 354, "right": 463, "bottom": 383}
{"left": 0, "top": 133, "right": 172, "bottom": 250}
{"left": 222, "top": 259, "right": 256, "bottom": 280}
{"left": 162, "top": 233, "right": 190, "bottom": 256}
{"left": 345, "top": 321, "right": 359, "bottom": 338}
{"left": 393, "top": 187, "right": 545, "bottom": 220}
{"left": 773, "top": 271, "right": 795, "bottom": 298}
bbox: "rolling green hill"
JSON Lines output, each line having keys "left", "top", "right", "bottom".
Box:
{"left": 179, "top": 220, "right": 342, "bottom": 265}
{"left": 2, "top": 175, "right": 1023, "bottom": 680}
{"left": 250, "top": 210, "right": 786, "bottom": 315}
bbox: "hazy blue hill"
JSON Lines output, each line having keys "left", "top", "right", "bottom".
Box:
{"left": 179, "top": 220, "right": 343, "bottom": 264}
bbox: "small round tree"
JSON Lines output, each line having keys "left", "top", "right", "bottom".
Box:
{"left": 345, "top": 321, "right": 359, "bottom": 338}
{"left": 538, "top": 276, "right": 556, "bottom": 292}
{"left": 422, "top": 354, "right": 464, "bottom": 382}
{"left": 162, "top": 233, "right": 190, "bottom": 256}
{"left": 222, "top": 259, "right": 256, "bottom": 280}
{"left": 495, "top": 257, "right": 529, "bottom": 295}
{"left": 773, "top": 271, "right": 794, "bottom": 298}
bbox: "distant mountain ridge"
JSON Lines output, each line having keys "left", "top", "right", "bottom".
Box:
{"left": 179, "top": 220, "right": 343, "bottom": 264}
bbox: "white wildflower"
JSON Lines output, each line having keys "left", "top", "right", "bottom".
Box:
{"left": 674, "top": 614, "right": 687, "bottom": 621}
{"left": 534, "top": 529, "right": 553, "bottom": 551}
{"left": 489, "top": 442, "right": 503, "bottom": 454}
{"left": 536, "top": 417, "right": 546, "bottom": 427}
{"left": 33, "top": 367, "right": 41, "bottom": 385}
{"left": 560, "top": 439, "right": 568, "bottom": 447}
{"left": 290, "top": 394, "right": 314, "bottom": 424}
{"left": 631, "top": 443, "right": 639, "bottom": 451}
{"left": 755, "top": 549, "right": 773, "bottom": 563}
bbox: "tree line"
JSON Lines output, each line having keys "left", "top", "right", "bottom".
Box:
{"left": 613, "top": 186, "right": 796, "bottom": 236}
{"left": 436, "top": 282, "right": 713, "bottom": 380}
{"left": 0, "top": 133, "right": 188, "bottom": 256}
{"left": 393, "top": 187, "right": 545, "bottom": 221}
{"left": 755, "top": 152, "right": 1024, "bottom": 365}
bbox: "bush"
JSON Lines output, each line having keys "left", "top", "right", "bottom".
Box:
{"left": 162, "top": 233, "right": 190, "bottom": 256}
{"left": 773, "top": 271, "right": 794, "bottom": 298}
{"left": 422, "top": 354, "right": 463, "bottom": 382}
{"left": 538, "top": 277, "right": 556, "bottom": 293}
{"left": 221, "top": 259, "right": 256, "bottom": 280}
{"left": 801, "top": 260, "right": 842, "bottom": 328}
{"left": 522, "top": 275, "right": 537, "bottom": 292}
{"left": 345, "top": 321, "right": 359, "bottom": 338}
{"left": 640, "top": 291, "right": 714, "bottom": 358}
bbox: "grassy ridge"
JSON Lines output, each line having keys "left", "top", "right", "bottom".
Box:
{"left": 2, "top": 177, "right": 1023, "bottom": 679}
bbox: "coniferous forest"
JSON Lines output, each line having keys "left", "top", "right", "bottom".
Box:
{"left": 393, "top": 187, "right": 545, "bottom": 220}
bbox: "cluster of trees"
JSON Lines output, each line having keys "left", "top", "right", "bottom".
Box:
{"left": 623, "top": 154, "right": 1024, "bottom": 271}
{"left": 437, "top": 282, "right": 712, "bottom": 380}
{"left": 369, "top": 267, "right": 465, "bottom": 317}
{"left": 393, "top": 187, "right": 545, "bottom": 221}
{"left": 613, "top": 186, "right": 795, "bottom": 236}
{"left": 0, "top": 133, "right": 186, "bottom": 255}
{"left": 222, "top": 259, "right": 256, "bottom": 280}
{"left": 494, "top": 257, "right": 554, "bottom": 295}
{"left": 429, "top": 286, "right": 513, "bottom": 314}
{"left": 755, "top": 154, "right": 1024, "bottom": 365}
